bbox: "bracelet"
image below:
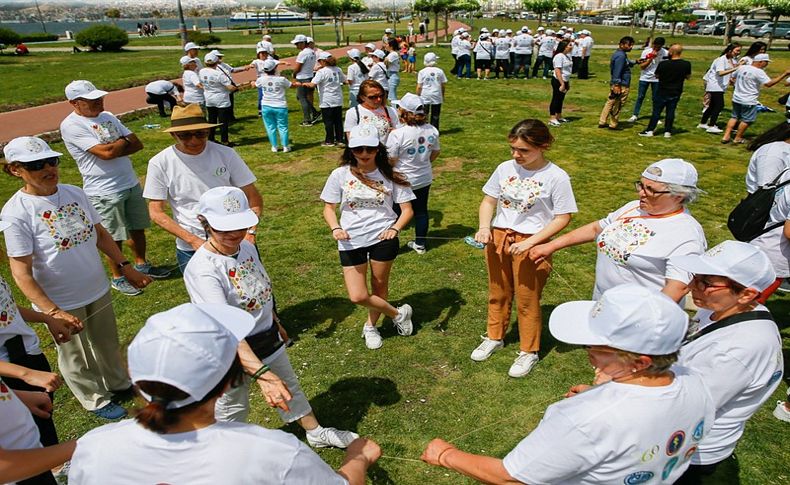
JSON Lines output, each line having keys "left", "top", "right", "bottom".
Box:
{"left": 247, "top": 228, "right": 256, "bottom": 235}
{"left": 249, "top": 364, "right": 270, "bottom": 381}
{"left": 46, "top": 307, "right": 61, "bottom": 316}
{"left": 118, "top": 260, "right": 131, "bottom": 269}
{"left": 331, "top": 227, "right": 343, "bottom": 232}
{"left": 437, "top": 447, "right": 453, "bottom": 467}
{"left": 389, "top": 227, "right": 400, "bottom": 235}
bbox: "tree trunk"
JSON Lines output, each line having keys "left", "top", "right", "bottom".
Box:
{"left": 434, "top": 11, "right": 439, "bottom": 46}
{"left": 770, "top": 15, "right": 778, "bottom": 49}
{"left": 649, "top": 14, "right": 657, "bottom": 42}
{"left": 538, "top": 13, "right": 543, "bottom": 27}
{"left": 724, "top": 13, "right": 731, "bottom": 46}
{"left": 630, "top": 16, "right": 636, "bottom": 36}
{"left": 340, "top": 13, "right": 346, "bottom": 40}
{"left": 309, "top": 12, "right": 315, "bottom": 39}
{"left": 333, "top": 16, "right": 340, "bottom": 45}
{"left": 444, "top": 11, "right": 449, "bottom": 41}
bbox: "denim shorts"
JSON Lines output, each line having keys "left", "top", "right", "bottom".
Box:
{"left": 731, "top": 102, "right": 759, "bottom": 123}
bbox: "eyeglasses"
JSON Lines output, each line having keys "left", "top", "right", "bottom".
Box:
{"left": 365, "top": 94, "right": 384, "bottom": 100}
{"left": 584, "top": 345, "right": 620, "bottom": 354}
{"left": 690, "top": 276, "right": 732, "bottom": 293}
{"left": 351, "top": 146, "right": 378, "bottom": 154}
{"left": 174, "top": 131, "right": 210, "bottom": 140}
{"left": 634, "top": 181, "right": 671, "bottom": 197}
{"left": 21, "top": 157, "right": 60, "bottom": 171}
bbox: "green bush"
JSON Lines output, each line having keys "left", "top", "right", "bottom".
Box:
{"left": 182, "top": 30, "right": 221, "bottom": 47}
{"left": 0, "top": 27, "right": 21, "bottom": 46}
{"left": 74, "top": 25, "right": 128, "bottom": 51}
{"left": 21, "top": 33, "right": 60, "bottom": 42}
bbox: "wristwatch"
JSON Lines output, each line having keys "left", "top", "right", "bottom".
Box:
{"left": 247, "top": 228, "right": 256, "bottom": 235}
{"left": 118, "top": 260, "right": 131, "bottom": 269}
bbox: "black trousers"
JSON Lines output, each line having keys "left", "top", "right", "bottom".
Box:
{"left": 512, "top": 54, "right": 532, "bottom": 78}
{"left": 321, "top": 106, "right": 345, "bottom": 144}
{"left": 18, "top": 471, "right": 57, "bottom": 485}
{"left": 450, "top": 53, "right": 458, "bottom": 75}
{"left": 145, "top": 93, "right": 178, "bottom": 117}
{"left": 426, "top": 103, "right": 442, "bottom": 130}
{"left": 579, "top": 56, "right": 591, "bottom": 79}
{"left": 572, "top": 56, "right": 581, "bottom": 74}
{"left": 549, "top": 77, "right": 567, "bottom": 115}
{"left": 494, "top": 59, "right": 510, "bottom": 78}
{"left": 206, "top": 106, "right": 232, "bottom": 143}
{"left": 701, "top": 91, "right": 725, "bottom": 127}
{"left": 532, "top": 55, "right": 552, "bottom": 78}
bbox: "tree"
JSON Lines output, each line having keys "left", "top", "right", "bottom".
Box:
{"left": 712, "top": 0, "right": 757, "bottom": 45}
{"left": 627, "top": 0, "right": 691, "bottom": 42}
{"left": 623, "top": 0, "right": 651, "bottom": 35}
{"left": 554, "top": 0, "right": 576, "bottom": 23}
{"left": 287, "top": 0, "right": 327, "bottom": 39}
{"left": 335, "top": 0, "right": 366, "bottom": 41}
{"left": 521, "top": 0, "right": 555, "bottom": 27}
{"left": 455, "top": 0, "right": 481, "bottom": 31}
{"left": 414, "top": 0, "right": 453, "bottom": 46}
{"left": 105, "top": 8, "right": 121, "bottom": 24}
{"left": 74, "top": 24, "right": 129, "bottom": 51}
{"left": 0, "top": 27, "right": 21, "bottom": 46}
{"left": 759, "top": 0, "right": 790, "bottom": 48}
{"left": 662, "top": 12, "right": 696, "bottom": 36}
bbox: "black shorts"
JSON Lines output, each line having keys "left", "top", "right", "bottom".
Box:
{"left": 475, "top": 58, "right": 492, "bottom": 70}
{"left": 339, "top": 238, "right": 399, "bottom": 267}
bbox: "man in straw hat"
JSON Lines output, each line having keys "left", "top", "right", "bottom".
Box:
{"left": 143, "top": 104, "right": 262, "bottom": 273}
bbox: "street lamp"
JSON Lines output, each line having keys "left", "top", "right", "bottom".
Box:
{"left": 33, "top": 0, "right": 47, "bottom": 33}
{"left": 177, "top": 0, "right": 188, "bottom": 46}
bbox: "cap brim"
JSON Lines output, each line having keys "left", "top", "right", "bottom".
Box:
{"left": 548, "top": 301, "right": 610, "bottom": 347}
{"left": 669, "top": 254, "right": 725, "bottom": 279}
{"left": 163, "top": 122, "right": 221, "bottom": 133}
{"left": 203, "top": 210, "right": 259, "bottom": 232}
{"left": 348, "top": 137, "right": 380, "bottom": 148}
{"left": 12, "top": 148, "right": 64, "bottom": 162}
{"left": 77, "top": 90, "right": 108, "bottom": 100}
{"left": 196, "top": 303, "right": 255, "bottom": 340}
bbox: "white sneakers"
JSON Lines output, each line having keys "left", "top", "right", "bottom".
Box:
{"left": 638, "top": 130, "right": 654, "bottom": 137}
{"left": 508, "top": 352, "right": 539, "bottom": 378}
{"left": 697, "top": 123, "right": 710, "bottom": 129}
{"left": 306, "top": 426, "right": 360, "bottom": 448}
{"left": 627, "top": 115, "right": 638, "bottom": 122}
{"left": 548, "top": 119, "right": 561, "bottom": 127}
{"left": 407, "top": 241, "right": 426, "bottom": 255}
{"left": 470, "top": 336, "right": 504, "bottom": 361}
{"left": 773, "top": 400, "right": 790, "bottom": 423}
{"left": 393, "top": 304, "right": 413, "bottom": 336}
{"left": 664, "top": 132, "right": 672, "bottom": 139}
{"left": 706, "top": 126, "right": 723, "bottom": 134}
{"left": 362, "top": 325, "right": 383, "bottom": 349}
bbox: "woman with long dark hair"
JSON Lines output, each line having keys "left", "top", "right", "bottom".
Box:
{"left": 699, "top": 43, "right": 741, "bottom": 133}
{"left": 343, "top": 80, "right": 400, "bottom": 143}
{"left": 346, "top": 48, "right": 369, "bottom": 108}
{"left": 549, "top": 40, "right": 573, "bottom": 127}
{"left": 746, "top": 120, "right": 790, "bottom": 191}
{"left": 321, "top": 125, "right": 415, "bottom": 350}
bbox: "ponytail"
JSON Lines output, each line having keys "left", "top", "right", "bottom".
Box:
{"left": 355, "top": 58, "right": 369, "bottom": 75}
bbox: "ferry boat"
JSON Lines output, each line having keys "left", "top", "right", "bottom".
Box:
{"left": 229, "top": 5, "right": 307, "bottom": 23}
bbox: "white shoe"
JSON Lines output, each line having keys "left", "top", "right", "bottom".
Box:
{"left": 697, "top": 123, "right": 709, "bottom": 130}
{"left": 392, "top": 304, "right": 413, "bottom": 336}
{"left": 657, "top": 120, "right": 663, "bottom": 125}
{"left": 548, "top": 119, "right": 561, "bottom": 127}
{"left": 407, "top": 241, "right": 426, "bottom": 255}
{"left": 307, "top": 427, "right": 360, "bottom": 448}
{"left": 470, "top": 336, "right": 504, "bottom": 361}
{"left": 638, "top": 130, "right": 654, "bottom": 137}
{"left": 282, "top": 146, "right": 291, "bottom": 153}
{"left": 773, "top": 401, "right": 790, "bottom": 423}
{"left": 362, "top": 325, "right": 383, "bottom": 349}
{"left": 706, "top": 126, "right": 723, "bottom": 134}
{"left": 627, "top": 115, "right": 638, "bottom": 122}
{"left": 271, "top": 146, "right": 278, "bottom": 152}
{"left": 508, "top": 352, "right": 539, "bottom": 378}
{"left": 664, "top": 132, "right": 672, "bottom": 138}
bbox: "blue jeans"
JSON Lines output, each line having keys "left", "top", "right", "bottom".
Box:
{"left": 646, "top": 92, "right": 681, "bottom": 133}
{"left": 457, "top": 55, "right": 472, "bottom": 78}
{"left": 176, "top": 248, "right": 196, "bottom": 274}
{"left": 349, "top": 88, "right": 359, "bottom": 108}
{"left": 262, "top": 105, "right": 289, "bottom": 149}
{"left": 388, "top": 72, "right": 400, "bottom": 103}
{"left": 632, "top": 80, "right": 657, "bottom": 117}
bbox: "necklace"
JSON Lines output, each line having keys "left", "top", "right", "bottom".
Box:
{"left": 209, "top": 240, "right": 239, "bottom": 258}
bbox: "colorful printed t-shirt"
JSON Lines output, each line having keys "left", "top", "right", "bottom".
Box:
{"left": 0, "top": 275, "right": 42, "bottom": 362}
{"left": 343, "top": 105, "right": 400, "bottom": 143}
{"left": 0, "top": 378, "right": 42, "bottom": 453}
{"left": 385, "top": 124, "right": 440, "bottom": 190}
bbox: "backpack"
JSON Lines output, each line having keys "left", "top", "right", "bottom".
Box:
{"left": 728, "top": 169, "right": 790, "bottom": 241}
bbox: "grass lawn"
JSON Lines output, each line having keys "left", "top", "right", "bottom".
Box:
{"left": 1, "top": 47, "right": 789, "bottom": 483}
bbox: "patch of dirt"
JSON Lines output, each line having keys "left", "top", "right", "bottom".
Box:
{"left": 433, "top": 156, "right": 463, "bottom": 174}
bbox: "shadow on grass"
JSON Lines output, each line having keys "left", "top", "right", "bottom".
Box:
{"left": 501, "top": 304, "right": 576, "bottom": 357}
{"left": 397, "top": 222, "right": 477, "bottom": 253}
{"left": 387, "top": 287, "right": 466, "bottom": 335}
{"left": 278, "top": 296, "right": 356, "bottom": 340}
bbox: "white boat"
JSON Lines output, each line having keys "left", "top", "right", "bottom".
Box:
{"left": 229, "top": 5, "right": 307, "bottom": 23}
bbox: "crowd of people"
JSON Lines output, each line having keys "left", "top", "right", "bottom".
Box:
{"left": 1, "top": 22, "right": 789, "bottom": 485}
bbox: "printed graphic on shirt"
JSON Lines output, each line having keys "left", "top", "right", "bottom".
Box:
{"left": 406, "top": 135, "right": 437, "bottom": 156}
{"left": 597, "top": 219, "right": 656, "bottom": 265}
{"left": 640, "top": 444, "right": 660, "bottom": 463}
{"left": 90, "top": 120, "right": 123, "bottom": 144}
{"left": 227, "top": 256, "right": 272, "bottom": 312}
{"left": 0, "top": 380, "right": 11, "bottom": 401}
{"left": 0, "top": 279, "right": 17, "bottom": 328}
{"left": 623, "top": 471, "right": 655, "bottom": 484}
{"left": 40, "top": 202, "right": 94, "bottom": 252}
{"left": 692, "top": 419, "right": 704, "bottom": 441}
{"left": 683, "top": 445, "right": 698, "bottom": 462}
{"left": 359, "top": 113, "right": 391, "bottom": 140}
{"left": 498, "top": 175, "right": 543, "bottom": 213}
{"left": 666, "top": 430, "right": 685, "bottom": 456}
{"left": 662, "top": 456, "right": 680, "bottom": 480}
{"left": 343, "top": 178, "right": 386, "bottom": 210}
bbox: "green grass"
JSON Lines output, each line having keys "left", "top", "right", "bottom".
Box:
{"left": 2, "top": 47, "right": 789, "bottom": 483}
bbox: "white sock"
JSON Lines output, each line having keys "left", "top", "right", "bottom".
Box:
{"left": 306, "top": 425, "right": 325, "bottom": 437}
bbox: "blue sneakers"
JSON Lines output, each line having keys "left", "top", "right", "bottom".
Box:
{"left": 91, "top": 402, "right": 127, "bottom": 420}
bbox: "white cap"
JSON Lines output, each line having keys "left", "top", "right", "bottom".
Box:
{"left": 480, "top": 27, "right": 489, "bottom": 33}
{"left": 453, "top": 28, "right": 461, "bottom": 35}
{"left": 480, "top": 33, "right": 489, "bottom": 39}
{"left": 306, "top": 36, "right": 314, "bottom": 43}
{"left": 318, "top": 51, "right": 333, "bottom": 61}
{"left": 754, "top": 53, "right": 771, "bottom": 62}
{"left": 180, "top": 55, "right": 197, "bottom": 66}
{"left": 549, "top": 284, "right": 688, "bottom": 355}
{"left": 347, "top": 124, "right": 380, "bottom": 148}
{"left": 3, "top": 136, "right": 62, "bottom": 163}
{"left": 581, "top": 29, "right": 590, "bottom": 35}
{"left": 461, "top": 32, "right": 470, "bottom": 38}
{"left": 558, "top": 29, "right": 566, "bottom": 35}
{"left": 671, "top": 241, "right": 776, "bottom": 292}
{"left": 291, "top": 34, "right": 308, "bottom": 44}
{"left": 521, "top": 26, "right": 529, "bottom": 32}
{"left": 183, "top": 42, "right": 199, "bottom": 51}
{"left": 372, "top": 49, "right": 386, "bottom": 59}
{"left": 562, "top": 26, "right": 569, "bottom": 30}
{"left": 209, "top": 49, "right": 223, "bottom": 57}
{"left": 642, "top": 158, "right": 698, "bottom": 188}
{"left": 365, "top": 43, "right": 376, "bottom": 50}
{"left": 204, "top": 52, "right": 219, "bottom": 64}
{"left": 347, "top": 48, "right": 361, "bottom": 59}
{"left": 564, "top": 33, "right": 572, "bottom": 39}
{"left": 506, "top": 29, "right": 513, "bottom": 34}
{"left": 423, "top": 52, "right": 439, "bottom": 65}
{"left": 545, "top": 29, "right": 555, "bottom": 35}
{"left": 537, "top": 26, "right": 545, "bottom": 31}
{"left": 399, "top": 92, "right": 424, "bottom": 114}
{"left": 256, "top": 46, "right": 269, "bottom": 54}
{"left": 65, "top": 80, "right": 108, "bottom": 101}
{"left": 492, "top": 28, "right": 499, "bottom": 33}
{"left": 262, "top": 34, "right": 272, "bottom": 40}
{"left": 384, "top": 28, "right": 393, "bottom": 34}
{"left": 198, "top": 186, "right": 259, "bottom": 231}
{"left": 128, "top": 303, "right": 254, "bottom": 410}
{"left": 262, "top": 58, "right": 279, "bottom": 71}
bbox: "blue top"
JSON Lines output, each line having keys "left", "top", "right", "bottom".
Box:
{"left": 609, "top": 49, "right": 632, "bottom": 86}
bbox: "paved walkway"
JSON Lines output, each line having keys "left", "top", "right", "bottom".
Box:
{"left": 0, "top": 21, "right": 468, "bottom": 146}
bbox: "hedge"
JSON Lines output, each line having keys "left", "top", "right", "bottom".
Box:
{"left": 74, "top": 25, "right": 129, "bottom": 51}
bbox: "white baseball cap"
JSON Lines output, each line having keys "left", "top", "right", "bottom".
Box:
{"left": 3, "top": 136, "right": 62, "bottom": 163}
{"left": 384, "top": 28, "right": 393, "bottom": 34}
{"left": 399, "top": 92, "right": 424, "bottom": 114}
{"left": 671, "top": 241, "right": 776, "bottom": 292}
{"left": 480, "top": 27, "right": 489, "bottom": 33}
{"left": 347, "top": 48, "right": 361, "bottom": 59}
{"left": 537, "top": 26, "right": 545, "bottom": 31}
{"left": 558, "top": 29, "right": 566, "bottom": 35}
{"left": 549, "top": 284, "right": 688, "bottom": 355}
{"left": 754, "top": 53, "right": 771, "bottom": 62}
{"left": 128, "top": 303, "right": 254, "bottom": 410}
{"left": 506, "top": 29, "right": 513, "bottom": 34}
{"left": 204, "top": 52, "right": 219, "bottom": 64}
{"left": 209, "top": 49, "right": 224, "bottom": 57}
{"left": 642, "top": 158, "right": 698, "bottom": 188}
{"left": 262, "top": 34, "right": 272, "bottom": 40}
{"left": 65, "top": 80, "right": 108, "bottom": 100}
{"left": 372, "top": 49, "right": 386, "bottom": 59}
{"left": 262, "top": 58, "right": 279, "bottom": 71}
{"left": 453, "top": 28, "right": 461, "bottom": 35}
{"left": 318, "top": 51, "right": 333, "bottom": 61}
{"left": 365, "top": 43, "right": 376, "bottom": 50}
{"left": 347, "top": 124, "right": 380, "bottom": 149}
{"left": 256, "top": 46, "right": 269, "bottom": 54}
{"left": 291, "top": 34, "right": 308, "bottom": 44}
{"left": 545, "top": 29, "right": 555, "bottom": 35}
{"left": 306, "top": 36, "right": 314, "bottom": 43}
{"left": 198, "top": 186, "right": 259, "bottom": 231}
{"left": 180, "top": 55, "right": 197, "bottom": 66}
{"left": 461, "top": 32, "right": 470, "bottom": 38}
{"left": 480, "top": 33, "right": 489, "bottom": 39}
{"left": 183, "top": 42, "right": 199, "bottom": 51}
{"left": 492, "top": 28, "right": 499, "bottom": 33}
{"left": 423, "top": 52, "right": 439, "bottom": 65}
{"left": 521, "top": 26, "right": 529, "bottom": 32}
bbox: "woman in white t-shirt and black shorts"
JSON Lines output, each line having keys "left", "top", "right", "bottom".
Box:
{"left": 321, "top": 125, "right": 416, "bottom": 350}
{"left": 470, "top": 120, "right": 578, "bottom": 378}
{"left": 549, "top": 40, "right": 573, "bottom": 127}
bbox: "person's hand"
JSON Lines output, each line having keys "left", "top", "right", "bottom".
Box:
{"left": 560, "top": 84, "right": 568, "bottom": 93}
{"left": 378, "top": 228, "right": 399, "bottom": 240}
{"left": 528, "top": 243, "right": 554, "bottom": 262}
{"left": 509, "top": 239, "right": 536, "bottom": 256}
{"left": 611, "top": 84, "right": 621, "bottom": 94}
{"left": 254, "top": 370, "right": 292, "bottom": 412}
{"left": 565, "top": 384, "right": 592, "bottom": 398}
{"left": 17, "top": 390, "right": 53, "bottom": 419}
{"left": 475, "top": 227, "right": 492, "bottom": 245}
{"left": 332, "top": 228, "right": 350, "bottom": 241}
{"left": 21, "top": 368, "right": 62, "bottom": 393}
{"left": 121, "top": 267, "right": 153, "bottom": 289}
{"left": 593, "top": 368, "right": 613, "bottom": 385}
{"left": 421, "top": 438, "right": 457, "bottom": 467}
{"left": 345, "top": 437, "right": 382, "bottom": 465}
{"left": 45, "top": 311, "right": 83, "bottom": 343}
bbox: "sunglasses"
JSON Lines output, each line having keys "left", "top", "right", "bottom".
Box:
{"left": 365, "top": 94, "right": 385, "bottom": 100}
{"left": 21, "top": 157, "right": 60, "bottom": 171}
{"left": 351, "top": 146, "right": 378, "bottom": 154}
{"left": 174, "top": 131, "right": 210, "bottom": 140}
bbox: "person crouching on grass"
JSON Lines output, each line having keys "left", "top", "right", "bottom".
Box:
{"left": 470, "top": 119, "right": 578, "bottom": 378}
{"left": 321, "top": 125, "right": 416, "bottom": 350}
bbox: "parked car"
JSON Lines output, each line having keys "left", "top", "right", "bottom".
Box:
{"left": 734, "top": 19, "right": 768, "bottom": 37}
{"left": 686, "top": 20, "right": 712, "bottom": 35}
{"left": 701, "top": 21, "right": 727, "bottom": 35}
{"left": 753, "top": 21, "right": 790, "bottom": 38}
{"left": 565, "top": 16, "right": 581, "bottom": 24}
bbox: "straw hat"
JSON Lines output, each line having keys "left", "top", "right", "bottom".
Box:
{"left": 163, "top": 104, "right": 220, "bottom": 133}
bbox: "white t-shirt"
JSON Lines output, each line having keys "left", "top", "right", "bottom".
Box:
{"left": 703, "top": 55, "right": 736, "bottom": 92}
{"left": 59, "top": 111, "right": 139, "bottom": 197}
{"left": 386, "top": 124, "right": 440, "bottom": 190}
{"left": 256, "top": 39, "right": 274, "bottom": 54}
{"left": 385, "top": 51, "right": 400, "bottom": 73}
{"left": 320, "top": 166, "right": 415, "bottom": 250}
{"left": 571, "top": 38, "right": 582, "bottom": 57}
{"left": 451, "top": 35, "right": 461, "bottom": 55}
{"left": 482, "top": 160, "right": 578, "bottom": 235}
{"left": 579, "top": 36, "right": 594, "bottom": 56}
{"left": 639, "top": 46, "right": 668, "bottom": 82}
{"left": 473, "top": 40, "right": 493, "bottom": 60}
{"left": 594, "top": 200, "right": 706, "bottom": 299}
{"left": 311, "top": 66, "right": 346, "bottom": 108}
{"left": 502, "top": 368, "right": 715, "bottom": 485}
{"left": 296, "top": 48, "right": 317, "bottom": 80}
{"left": 347, "top": 62, "right": 366, "bottom": 92}
{"left": 456, "top": 39, "right": 472, "bottom": 56}
{"left": 678, "top": 306, "right": 783, "bottom": 464}
{"left": 199, "top": 67, "right": 233, "bottom": 108}
{"left": 182, "top": 69, "right": 204, "bottom": 105}
{"left": 251, "top": 59, "right": 267, "bottom": 77}
{"left": 495, "top": 38, "right": 512, "bottom": 59}
{"left": 513, "top": 34, "right": 534, "bottom": 54}
{"left": 732, "top": 65, "right": 772, "bottom": 105}
{"left": 368, "top": 61, "right": 390, "bottom": 90}
{"left": 145, "top": 80, "right": 177, "bottom": 96}
{"left": 745, "top": 141, "right": 790, "bottom": 192}
{"left": 0, "top": 379, "right": 42, "bottom": 455}
{"left": 184, "top": 242, "right": 274, "bottom": 336}
{"left": 553, "top": 53, "right": 573, "bottom": 82}
{"left": 143, "top": 143, "right": 257, "bottom": 251}
{"left": 1, "top": 185, "right": 108, "bottom": 310}
{"left": 538, "top": 37, "right": 557, "bottom": 57}
{"left": 417, "top": 67, "right": 447, "bottom": 105}
{"left": 256, "top": 74, "right": 291, "bottom": 109}
{"left": 749, "top": 171, "right": 790, "bottom": 277}
{"left": 68, "top": 419, "right": 348, "bottom": 485}
{"left": 0, "top": 276, "right": 42, "bottom": 362}
{"left": 362, "top": 55, "right": 375, "bottom": 69}
{"left": 344, "top": 105, "right": 400, "bottom": 142}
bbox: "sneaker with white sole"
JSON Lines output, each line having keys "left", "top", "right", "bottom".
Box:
{"left": 362, "top": 325, "right": 383, "bottom": 349}
{"left": 134, "top": 262, "right": 172, "bottom": 279}
{"left": 548, "top": 119, "right": 561, "bottom": 127}
{"left": 638, "top": 130, "right": 654, "bottom": 137}
{"left": 773, "top": 400, "right": 790, "bottom": 423}
{"left": 508, "top": 352, "right": 539, "bottom": 377}
{"left": 664, "top": 132, "right": 672, "bottom": 139}
{"left": 627, "top": 115, "right": 638, "bottom": 122}
{"left": 307, "top": 427, "right": 360, "bottom": 448}
{"left": 111, "top": 277, "right": 142, "bottom": 296}
{"left": 697, "top": 123, "right": 710, "bottom": 130}
{"left": 407, "top": 241, "right": 426, "bottom": 255}
{"left": 283, "top": 146, "right": 292, "bottom": 153}
{"left": 706, "top": 126, "right": 723, "bottom": 134}
{"left": 392, "top": 304, "right": 413, "bottom": 336}
{"left": 470, "top": 336, "right": 504, "bottom": 361}
{"left": 271, "top": 146, "right": 279, "bottom": 152}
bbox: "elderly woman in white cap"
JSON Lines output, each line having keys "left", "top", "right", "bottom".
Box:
{"left": 344, "top": 80, "right": 400, "bottom": 144}
{"left": 184, "top": 187, "right": 359, "bottom": 448}
{"left": 180, "top": 56, "right": 204, "bottom": 107}
{"left": 183, "top": 41, "right": 202, "bottom": 69}
{"left": 255, "top": 58, "right": 299, "bottom": 153}
{"left": 668, "top": 241, "right": 783, "bottom": 484}
{"left": 422, "top": 284, "right": 715, "bottom": 484}
{"left": 346, "top": 49, "right": 369, "bottom": 109}
{"left": 416, "top": 52, "right": 447, "bottom": 130}
{"left": 321, "top": 125, "right": 415, "bottom": 350}
{"left": 386, "top": 93, "right": 440, "bottom": 255}
{"left": 200, "top": 52, "right": 238, "bottom": 145}
{"left": 67, "top": 303, "right": 381, "bottom": 484}
{"left": 298, "top": 52, "right": 347, "bottom": 147}
{"left": 473, "top": 33, "right": 494, "bottom": 80}
{"left": 1, "top": 136, "right": 151, "bottom": 420}
{"left": 531, "top": 158, "right": 706, "bottom": 302}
